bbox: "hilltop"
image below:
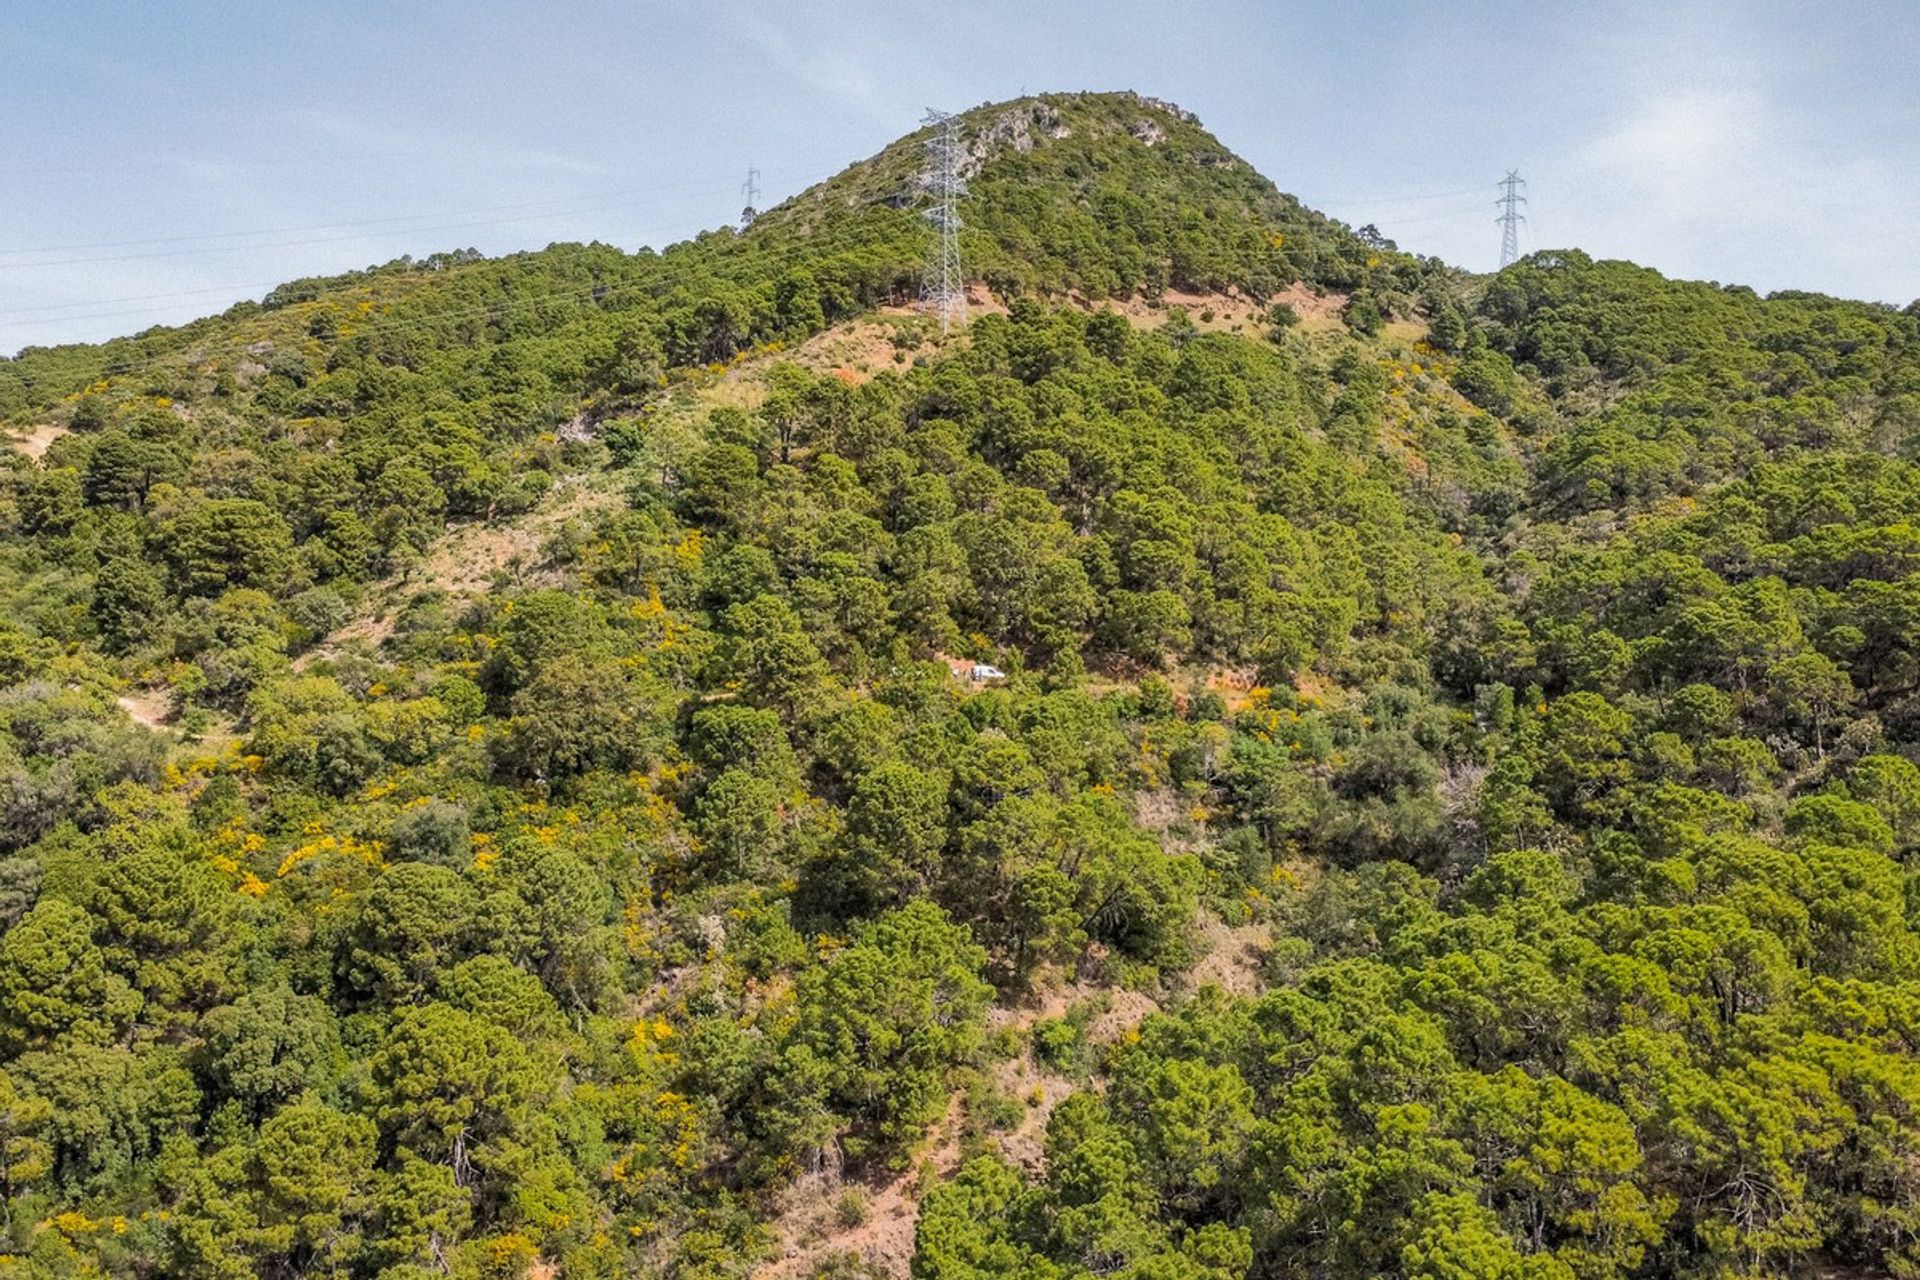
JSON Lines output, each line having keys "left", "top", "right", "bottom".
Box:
{"left": 0, "top": 93, "right": 1390, "bottom": 416}
{"left": 2, "top": 92, "right": 1920, "bottom": 1280}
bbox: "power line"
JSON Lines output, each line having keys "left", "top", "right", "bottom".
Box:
{"left": 1496, "top": 170, "right": 1528, "bottom": 269}
{"left": 0, "top": 212, "right": 915, "bottom": 394}
{"left": 1345, "top": 201, "right": 1489, "bottom": 232}
{"left": 1309, "top": 184, "right": 1488, "bottom": 207}
{"left": 0, "top": 160, "right": 841, "bottom": 259}
{"left": 0, "top": 205, "right": 744, "bottom": 329}
{"left": 917, "top": 108, "right": 967, "bottom": 335}
{"left": 2, "top": 232, "right": 824, "bottom": 376}
{"left": 0, "top": 190, "right": 748, "bottom": 273}
{"left": 0, "top": 183, "right": 673, "bottom": 257}
{"left": 0, "top": 280, "right": 297, "bottom": 321}
{"left": 0, "top": 168, "right": 837, "bottom": 338}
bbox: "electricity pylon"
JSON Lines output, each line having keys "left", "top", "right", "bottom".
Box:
{"left": 740, "top": 166, "right": 761, "bottom": 227}
{"left": 918, "top": 109, "right": 967, "bottom": 334}
{"left": 1496, "top": 170, "right": 1527, "bottom": 269}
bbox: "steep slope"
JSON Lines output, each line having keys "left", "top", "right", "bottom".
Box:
{"left": 1, "top": 92, "right": 1920, "bottom": 1280}
{"left": 745, "top": 92, "right": 1372, "bottom": 298}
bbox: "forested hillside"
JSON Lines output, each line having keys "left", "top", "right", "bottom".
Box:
{"left": 2, "top": 91, "right": 1919, "bottom": 1280}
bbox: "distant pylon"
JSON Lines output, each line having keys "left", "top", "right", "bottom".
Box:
{"left": 1496, "top": 170, "right": 1527, "bottom": 268}
{"left": 740, "top": 165, "right": 762, "bottom": 226}
{"left": 918, "top": 109, "right": 967, "bottom": 334}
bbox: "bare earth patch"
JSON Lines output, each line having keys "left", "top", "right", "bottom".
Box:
{"left": 726, "top": 287, "right": 1009, "bottom": 393}
{"left": 1104, "top": 284, "right": 1349, "bottom": 337}
{"left": 729, "top": 281, "right": 1369, "bottom": 401}
{"left": 116, "top": 688, "right": 173, "bottom": 731}
{"left": 9, "top": 423, "right": 69, "bottom": 460}
{"left": 300, "top": 471, "right": 624, "bottom": 666}
{"left": 989, "top": 1055, "right": 1077, "bottom": 1175}
{"left": 720, "top": 284, "right": 1365, "bottom": 418}
{"left": 760, "top": 318, "right": 918, "bottom": 387}
{"left": 1183, "top": 915, "right": 1273, "bottom": 999}
{"left": 1108, "top": 286, "right": 1278, "bottom": 334}
{"left": 757, "top": 1095, "right": 965, "bottom": 1280}
{"left": 1203, "top": 664, "right": 1261, "bottom": 712}
{"left": 427, "top": 472, "right": 623, "bottom": 595}
{"left": 1383, "top": 316, "right": 1432, "bottom": 344}
{"left": 757, "top": 966, "right": 1164, "bottom": 1280}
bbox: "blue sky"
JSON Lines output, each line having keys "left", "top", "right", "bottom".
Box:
{"left": 6, "top": 0, "right": 1918, "bottom": 353}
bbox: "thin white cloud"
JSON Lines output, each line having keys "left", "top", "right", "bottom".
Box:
{"left": 1562, "top": 86, "right": 1914, "bottom": 301}
{"left": 732, "top": 15, "right": 899, "bottom": 130}
{"left": 292, "top": 110, "right": 609, "bottom": 177}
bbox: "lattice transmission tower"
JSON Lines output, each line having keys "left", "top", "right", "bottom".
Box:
{"left": 1496, "top": 170, "right": 1527, "bottom": 269}
{"left": 918, "top": 108, "right": 968, "bottom": 333}
{"left": 740, "top": 165, "right": 761, "bottom": 227}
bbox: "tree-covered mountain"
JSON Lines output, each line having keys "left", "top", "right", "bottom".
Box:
{"left": 1, "top": 91, "right": 1919, "bottom": 1280}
